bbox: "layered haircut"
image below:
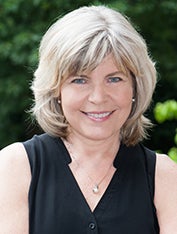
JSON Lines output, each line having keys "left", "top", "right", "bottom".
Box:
{"left": 31, "top": 5, "right": 157, "bottom": 146}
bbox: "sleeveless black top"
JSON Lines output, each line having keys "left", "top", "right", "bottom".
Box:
{"left": 23, "top": 134, "right": 159, "bottom": 234}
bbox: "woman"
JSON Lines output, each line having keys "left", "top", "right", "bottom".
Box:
{"left": 0, "top": 5, "right": 177, "bottom": 234}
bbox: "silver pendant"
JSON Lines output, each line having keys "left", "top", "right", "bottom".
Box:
{"left": 92, "top": 185, "right": 99, "bottom": 194}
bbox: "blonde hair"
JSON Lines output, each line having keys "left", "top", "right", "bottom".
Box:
{"left": 31, "top": 5, "right": 157, "bottom": 146}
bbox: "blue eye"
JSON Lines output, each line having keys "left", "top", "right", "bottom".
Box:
{"left": 108, "top": 77, "right": 121, "bottom": 83}
{"left": 71, "top": 78, "right": 87, "bottom": 84}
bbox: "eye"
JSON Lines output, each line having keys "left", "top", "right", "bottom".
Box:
{"left": 107, "top": 77, "right": 122, "bottom": 83}
{"left": 71, "top": 77, "right": 87, "bottom": 84}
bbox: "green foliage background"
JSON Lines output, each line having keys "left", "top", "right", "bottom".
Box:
{"left": 0, "top": 0, "right": 177, "bottom": 154}
{"left": 154, "top": 100, "right": 177, "bottom": 162}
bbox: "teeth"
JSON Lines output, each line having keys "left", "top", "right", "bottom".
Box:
{"left": 87, "top": 112, "right": 111, "bottom": 119}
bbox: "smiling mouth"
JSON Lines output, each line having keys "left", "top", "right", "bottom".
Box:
{"left": 81, "top": 111, "right": 114, "bottom": 120}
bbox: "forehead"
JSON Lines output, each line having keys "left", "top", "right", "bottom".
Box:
{"left": 83, "top": 54, "right": 121, "bottom": 75}
{"left": 71, "top": 53, "right": 130, "bottom": 77}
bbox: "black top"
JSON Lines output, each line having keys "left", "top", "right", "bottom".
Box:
{"left": 23, "top": 134, "right": 159, "bottom": 234}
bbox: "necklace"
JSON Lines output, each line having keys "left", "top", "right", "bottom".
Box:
{"left": 64, "top": 140, "right": 113, "bottom": 194}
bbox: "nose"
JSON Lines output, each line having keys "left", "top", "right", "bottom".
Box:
{"left": 88, "top": 84, "right": 108, "bottom": 104}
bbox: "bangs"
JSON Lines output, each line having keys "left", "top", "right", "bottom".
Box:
{"left": 63, "top": 31, "right": 129, "bottom": 78}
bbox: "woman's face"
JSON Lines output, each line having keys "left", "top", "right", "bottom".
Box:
{"left": 60, "top": 54, "right": 133, "bottom": 142}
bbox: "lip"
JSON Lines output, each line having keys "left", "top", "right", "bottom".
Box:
{"left": 81, "top": 111, "right": 114, "bottom": 122}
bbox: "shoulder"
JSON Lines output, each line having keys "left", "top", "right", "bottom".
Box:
{"left": 0, "top": 142, "right": 31, "bottom": 196}
{"left": 155, "top": 153, "right": 177, "bottom": 190}
{"left": 0, "top": 142, "right": 30, "bottom": 174}
{"left": 156, "top": 153, "right": 177, "bottom": 175}
{"left": 0, "top": 143, "right": 31, "bottom": 232}
{"left": 154, "top": 153, "right": 177, "bottom": 233}
{"left": 0, "top": 142, "right": 31, "bottom": 176}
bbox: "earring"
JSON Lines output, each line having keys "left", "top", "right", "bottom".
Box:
{"left": 132, "top": 98, "right": 135, "bottom": 102}
{"left": 58, "top": 99, "right": 61, "bottom": 104}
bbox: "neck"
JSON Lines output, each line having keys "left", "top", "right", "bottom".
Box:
{"left": 65, "top": 132, "right": 120, "bottom": 164}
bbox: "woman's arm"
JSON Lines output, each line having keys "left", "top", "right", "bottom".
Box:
{"left": 155, "top": 154, "right": 177, "bottom": 234}
{"left": 0, "top": 143, "right": 31, "bottom": 233}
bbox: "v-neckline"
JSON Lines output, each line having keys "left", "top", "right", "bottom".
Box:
{"left": 57, "top": 138, "right": 124, "bottom": 214}
{"left": 68, "top": 161, "right": 119, "bottom": 213}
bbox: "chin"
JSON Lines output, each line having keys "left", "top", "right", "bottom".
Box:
{"left": 82, "top": 130, "right": 119, "bottom": 142}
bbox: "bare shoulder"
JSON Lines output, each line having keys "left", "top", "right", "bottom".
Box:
{"left": 155, "top": 153, "right": 177, "bottom": 185}
{"left": 0, "top": 142, "right": 31, "bottom": 199}
{"left": 0, "top": 143, "right": 31, "bottom": 233}
{"left": 0, "top": 142, "right": 31, "bottom": 184}
{"left": 1, "top": 141, "right": 28, "bottom": 162}
{"left": 155, "top": 153, "right": 177, "bottom": 234}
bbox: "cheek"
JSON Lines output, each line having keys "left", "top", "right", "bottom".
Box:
{"left": 61, "top": 88, "right": 83, "bottom": 113}
{"left": 115, "top": 87, "right": 133, "bottom": 106}
{"left": 60, "top": 89, "right": 71, "bottom": 115}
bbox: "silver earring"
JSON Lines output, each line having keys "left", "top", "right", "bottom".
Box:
{"left": 132, "top": 98, "right": 135, "bottom": 102}
{"left": 58, "top": 99, "right": 61, "bottom": 104}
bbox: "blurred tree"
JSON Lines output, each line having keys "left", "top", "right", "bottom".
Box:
{"left": 154, "top": 100, "right": 177, "bottom": 162}
{"left": 0, "top": 0, "right": 177, "bottom": 151}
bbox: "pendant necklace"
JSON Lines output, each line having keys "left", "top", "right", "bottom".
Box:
{"left": 64, "top": 140, "right": 113, "bottom": 194}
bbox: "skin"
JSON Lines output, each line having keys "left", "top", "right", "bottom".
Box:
{"left": 0, "top": 54, "right": 176, "bottom": 233}
{"left": 155, "top": 154, "right": 177, "bottom": 234}
{"left": 0, "top": 143, "right": 30, "bottom": 233}
{"left": 61, "top": 54, "right": 133, "bottom": 143}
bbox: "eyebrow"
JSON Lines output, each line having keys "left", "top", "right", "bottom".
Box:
{"left": 78, "top": 71, "right": 123, "bottom": 78}
{"left": 105, "top": 71, "right": 122, "bottom": 77}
